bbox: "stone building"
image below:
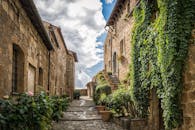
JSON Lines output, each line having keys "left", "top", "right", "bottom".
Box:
{"left": 104, "top": 0, "right": 137, "bottom": 82}
{"left": 43, "top": 21, "right": 69, "bottom": 96}
{"left": 66, "top": 50, "right": 78, "bottom": 99}
{"left": 104, "top": 0, "right": 195, "bottom": 130}
{"left": 0, "top": 0, "right": 78, "bottom": 99}
{"left": 86, "top": 81, "right": 95, "bottom": 98}
{"left": 0, "top": 0, "right": 53, "bottom": 97}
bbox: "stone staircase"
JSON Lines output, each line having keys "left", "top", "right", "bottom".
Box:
{"left": 103, "top": 71, "right": 120, "bottom": 91}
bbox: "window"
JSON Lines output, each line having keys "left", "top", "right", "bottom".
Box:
{"left": 12, "top": 46, "right": 18, "bottom": 92}
{"left": 127, "top": 1, "right": 130, "bottom": 13}
{"left": 113, "top": 52, "right": 117, "bottom": 73}
{"left": 12, "top": 44, "right": 24, "bottom": 93}
{"left": 38, "top": 68, "right": 43, "bottom": 86}
{"left": 109, "top": 37, "right": 112, "bottom": 47}
{"left": 60, "top": 88, "right": 63, "bottom": 96}
{"left": 105, "top": 44, "right": 107, "bottom": 54}
{"left": 109, "top": 60, "right": 111, "bottom": 68}
{"left": 120, "top": 39, "right": 124, "bottom": 54}
{"left": 49, "top": 26, "right": 59, "bottom": 47}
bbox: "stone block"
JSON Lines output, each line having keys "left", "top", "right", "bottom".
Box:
{"left": 182, "top": 92, "right": 188, "bottom": 102}
{"left": 189, "top": 90, "right": 195, "bottom": 101}
{"left": 183, "top": 117, "right": 191, "bottom": 126}
{"left": 185, "top": 72, "right": 195, "bottom": 82}
{"left": 130, "top": 118, "right": 147, "bottom": 127}
{"left": 192, "top": 29, "right": 195, "bottom": 39}
{"left": 2, "top": 0, "right": 8, "bottom": 12}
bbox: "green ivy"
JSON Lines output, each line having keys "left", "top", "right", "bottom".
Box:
{"left": 130, "top": 0, "right": 195, "bottom": 129}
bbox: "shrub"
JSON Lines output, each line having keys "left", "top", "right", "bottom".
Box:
{"left": 0, "top": 92, "right": 69, "bottom": 130}
{"left": 93, "top": 84, "right": 111, "bottom": 105}
{"left": 50, "top": 96, "right": 69, "bottom": 122}
{"left": 98, "top": 93, "right": 107, "bottom": 105}
{"left": 106, "top": 88, "right": 138, "bottom": 118}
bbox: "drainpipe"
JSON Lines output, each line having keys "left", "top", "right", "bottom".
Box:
{"left": 47, "top": 51, "right": 51, "bottom": 95}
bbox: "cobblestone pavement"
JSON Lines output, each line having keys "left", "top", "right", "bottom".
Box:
{"left": 52, "top": 96, "right": 124, "bottom": 130}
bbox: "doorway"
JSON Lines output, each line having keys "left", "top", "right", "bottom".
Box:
{"left": 113, "top": 52, "right": 117, "bottom": 74}
{"left": 28, "top": 64, "right": 36, "bottom": 93}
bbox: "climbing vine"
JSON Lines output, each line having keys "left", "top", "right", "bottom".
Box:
{"left": 130, "top": 0, "right": 195, "bottom": 129}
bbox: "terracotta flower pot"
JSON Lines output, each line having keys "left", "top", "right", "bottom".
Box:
{"left": 96, "top": 105, "right": 105, "bottom": 113}
{"left": 99, "top": 110, "right": 112, "bottom": 122}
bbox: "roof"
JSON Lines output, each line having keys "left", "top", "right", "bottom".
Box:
{"left": 56, "top": 27, "right": 69, "bottom": 54}
{"left": 68, "top": 50, "right": 78, "bottom": 62}
{"left": 43, "top": 21, "right": 69, "bottom": 54}
{"left": 106, "top": 0, "right": 125, "bottom": 26}
{"left": 20, "top": 0, "right": 53, "bottom": 50}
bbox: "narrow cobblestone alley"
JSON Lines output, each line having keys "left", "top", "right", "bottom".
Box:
{"left": 52, "top": 97, "right": 124, "bottom": 130}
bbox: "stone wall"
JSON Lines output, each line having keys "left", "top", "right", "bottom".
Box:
{"left": 148, "top": 30, "right": 195, "bottom": 130}
{"left": 0, "top": 0, "right": 49, "bottom": 97}
{"left": 79, "top": 89, "right": 88, "bottom": 96}
{"left": 86, "top": 82, "right": 95, "bottom": 97}
{"left": 66, "top": 51, "right": 76, "bottom": 99}
{"left": 178, "top": 29, "right": 195, "bottom": 130}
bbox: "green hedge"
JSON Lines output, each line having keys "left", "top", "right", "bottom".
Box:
{"left": 0, "top": 92, "right": 69, "bottom": 130}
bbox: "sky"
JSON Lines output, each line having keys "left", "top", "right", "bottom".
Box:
{"left": 34, "top": 0, "right": 116, "bottom": 89}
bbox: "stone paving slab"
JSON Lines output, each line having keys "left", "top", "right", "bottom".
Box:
{"left": 52, "top": 120, "right": 124, "bottom": 130}
{"left": 67, "top": 106, "right": 97, "bottom": 112}
{"left": 70, "top": 97, "right": 95, "bottom": 107}
{"left": 61, "top": 111, "right": 101, "bottom": 121}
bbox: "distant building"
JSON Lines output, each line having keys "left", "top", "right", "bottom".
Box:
{"left": 104, "top": 0, "right": 137, "bottom": 81}
{"left": 66, "top": 50, "right": 78, "bottom": 99}
{"left": 43, "top": 21, "right": 69, "bottom": 96}
{"left": 86, "top": 81, "right": 96, "bottom": 98}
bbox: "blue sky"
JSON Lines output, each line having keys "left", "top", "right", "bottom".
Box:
{"left": 88, "top": 0, "right": 116, "bottom": 79}
{"left": 35, "top": 0, "right": 116, "bottom": 88}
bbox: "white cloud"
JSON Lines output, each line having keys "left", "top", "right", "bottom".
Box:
{"left": 105, "top": 0, "right": 114, "bottom": 4}
{"left": 34, "top": 0, "right": 106, "bottom": 88}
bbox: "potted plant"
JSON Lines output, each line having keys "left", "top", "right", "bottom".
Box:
{"left": 96, "top": 93, "right": 107, "bottom": 113}
{"left": 99, "top": 94, "right": 112, "bottom": 122}
{"left": 99, "top": 110, "right": 112, "bottom": 122}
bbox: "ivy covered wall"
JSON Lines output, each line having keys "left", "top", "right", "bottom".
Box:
{"left": 130, "top": 0, "right": 195, "bottom": 129}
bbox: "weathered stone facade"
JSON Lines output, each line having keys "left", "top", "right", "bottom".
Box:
{"left": 0, "top": 0, "right": 52, "bottom": 97}
{"left": 0, "top": 0, "right": 78, "bottom": 99}
{"left": 43, "top": 22, "right": 69, "bottom": 96}
{"left": 66, "top": 50, "right": 78, "bottom": 99}
{"left": 104, "top": 0, "right": 138, "bottom": 81}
